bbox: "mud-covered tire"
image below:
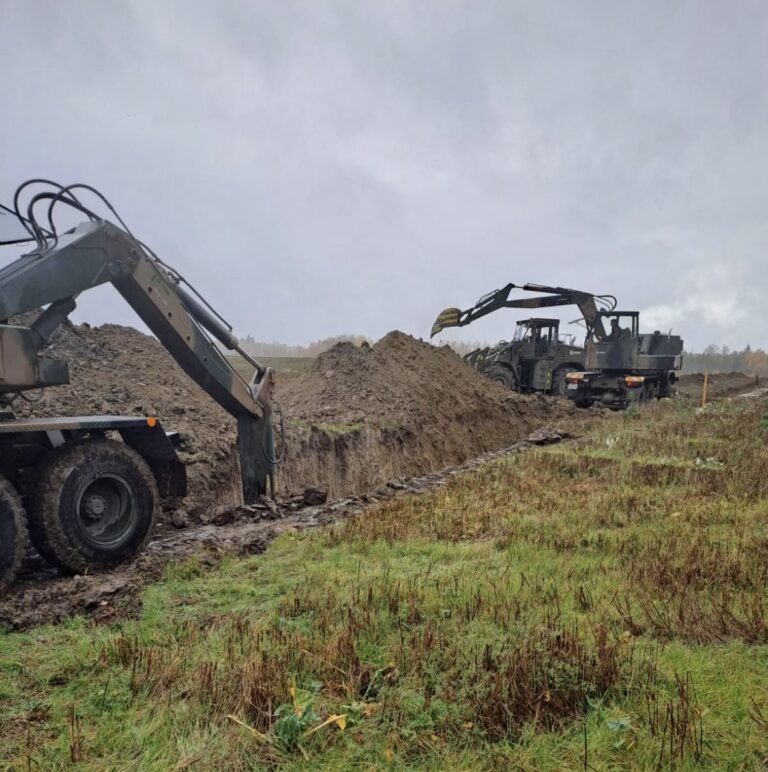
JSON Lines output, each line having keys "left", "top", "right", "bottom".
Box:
{"left": 0, "top": 476, "right": 29, "bottom": 591}
{"left": 28, "top": 440, "right": 158, "bottom": 574}
{"left": 485, "top": 365, "right": 517, "bottom": 391}
{"left": 553, "top": 367, "right": 579, "bottom": 398}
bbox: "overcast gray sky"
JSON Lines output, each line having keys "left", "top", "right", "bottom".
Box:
{"left": 2, "top": 0, "right": 767, "bottom": 350}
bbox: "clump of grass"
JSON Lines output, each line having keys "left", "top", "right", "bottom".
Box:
{"left": 645, "top": 671, "right": 704, "bottom": 767}
{"left": 466, "top": 622, "right": 637, "bottom": 740}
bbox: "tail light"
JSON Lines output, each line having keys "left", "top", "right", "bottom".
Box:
{"left": 566, "top": 371, "right": 585, "bottom": 382}
{"left": 624, "top": 375, "right": 645, "bottom": 387}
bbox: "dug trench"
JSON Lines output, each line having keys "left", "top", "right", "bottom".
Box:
{"left": 12, "top": 322, "right": 576, "bottom": 519}
{"left": 0, "top": 427, "right": 576, "bottom": 629}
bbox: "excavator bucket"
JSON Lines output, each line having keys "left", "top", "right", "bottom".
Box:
{"left": 431, "top": 307, "right": 463, "bottom": 337}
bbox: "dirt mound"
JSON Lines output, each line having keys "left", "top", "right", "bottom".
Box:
{"left": 15, "top": 322, "right": 240, "bottom": 516}
{"left": 279, "top": 331, "right": 573, "bottom": 494}
{"left": 14, "top": 323, "right": 574, "bottom": 512}
{"left": 676, "top": 372, "right": 757, "bottom": 401}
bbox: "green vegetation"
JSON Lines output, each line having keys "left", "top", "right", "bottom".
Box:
{"left": 312, "top": 421, "right": 364, "bottom": 436}
{"left": 2, "top": 398, "right": 768, "bottom": 769}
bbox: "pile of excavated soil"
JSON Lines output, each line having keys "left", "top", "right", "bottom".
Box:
{"left": 14, "top": 322, "right": 240, "bottom": 517}
{"left": 16, "top": 323, "right": 575, "bottom": 514}
{"left": 278, "top": 332, "right": 574, "bottom": 495}
{"left": 676, "top": 372, "right": 758, "bottom": 401}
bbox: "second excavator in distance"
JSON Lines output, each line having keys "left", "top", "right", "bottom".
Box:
{"left": 431, "top": 281, "right": 684, "bottom": 408}
{"left": 431, "top": 282, "right": 616, "bottom": 397}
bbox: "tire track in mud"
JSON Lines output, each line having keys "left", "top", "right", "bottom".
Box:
{"left": 0, "top": 427, "right": 574, "bottom": 630}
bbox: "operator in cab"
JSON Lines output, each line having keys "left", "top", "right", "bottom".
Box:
{"left": 606, "top": 318, "right": 630, "bottom": 341}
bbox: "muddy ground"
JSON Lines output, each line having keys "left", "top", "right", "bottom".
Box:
{"left": 676, "top": 371, "right": 759, "bottom": 402}
{"left": 279, "top": 332, "right": 574, "bottom": 495}
{"left": 0, "top": 428, "right": 573, "bottom": 630}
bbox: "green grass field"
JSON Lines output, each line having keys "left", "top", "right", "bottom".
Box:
{"left": 2, "top": 397, "right": 768, "bottom": 769}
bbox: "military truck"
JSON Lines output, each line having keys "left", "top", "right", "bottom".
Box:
{"left": 564, "top": 311, "right": 683, "bottom": 408}
{"left": 431, "top": 283, "right": 616, "bottom": 397}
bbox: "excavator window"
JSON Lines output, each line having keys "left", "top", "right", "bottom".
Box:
{"left": 602, "top": 314, "right": 637, "bottom": 341}
{"left": 513, "top": 323, "right": 533, "bottom": 342}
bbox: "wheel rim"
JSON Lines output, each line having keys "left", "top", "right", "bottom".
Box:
{"left": 74, "top": 474, "right": 137, "bottom": 548}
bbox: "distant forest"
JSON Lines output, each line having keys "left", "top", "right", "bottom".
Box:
{"left": 240, "top": 336, "right": 768, "bottom": 375}
{"left": 681, "top": 345, "right": 768, "bottom": 376}
{"left": 240, "top": 335, "right": 372, "bottom": 358}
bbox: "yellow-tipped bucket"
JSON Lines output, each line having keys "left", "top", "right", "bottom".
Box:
{"left": 430, "top": 307, "right": 463, "bottom": 337}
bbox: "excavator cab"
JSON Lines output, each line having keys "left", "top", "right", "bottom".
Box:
{"left": 596, "top": 312, "right": 638, "bottom": 342}
{"left": 513, "top": 319, "right": 558, "bottom": 355}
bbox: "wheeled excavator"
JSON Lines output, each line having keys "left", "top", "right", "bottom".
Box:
{"left": 0, "top": 181, "right": 278, "bottom": 589}
{"left": 431, "top": 283, "right": 616, "bottom": 396}
{"left": 563, "top": 311, "right": 684, "bottom": 408}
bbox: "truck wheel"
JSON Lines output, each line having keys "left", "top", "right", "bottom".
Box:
{"left": 0, "top": 476, "right": 28, "bottom": 590}
{"left": 642, "top": 382, "right": 657, "bottom": 403}
{"left": 553, "top": 367, "right": 579, "bottom": 398}
{"left": 27, "top": 440, "right": 158, "bottom": 574}
{"left": 485, "top": 365, "right": 517, "bottom": 391}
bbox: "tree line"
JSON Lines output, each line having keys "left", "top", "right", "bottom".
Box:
{"left": 240, "top": 334, "right": 372, "bottom": 357}
{"left": 681, "top": 345, "right": 768, "bottom": 376}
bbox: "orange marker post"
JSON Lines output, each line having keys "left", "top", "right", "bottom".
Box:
{"left": 701, "top": 373, "right": 709, "bottom": 408}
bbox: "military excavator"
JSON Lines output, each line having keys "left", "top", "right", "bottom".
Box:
{"left": 0, "top": 180, "right": 278, "bottom": 589}
{"left": 563, "top": 310, "right": 684, "bottom": 408}
{"left": 431, "top": 283, "right": 616, "bottom": 396}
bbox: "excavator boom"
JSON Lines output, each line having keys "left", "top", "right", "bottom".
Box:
{"left": 430, "top": 282, "right": 613, "bottom": 340}
{"left": 0, "top": 217, "right": 275, "bottom": 502}
{"left": 0, "top": 180, "right": 281, "bottom": 586}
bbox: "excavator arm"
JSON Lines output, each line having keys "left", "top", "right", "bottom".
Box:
{"left": 431, "top": 282, "right": 612, "bottom": 340}
{"left": 0, "top": 219, "right": 275, "bottom": 501}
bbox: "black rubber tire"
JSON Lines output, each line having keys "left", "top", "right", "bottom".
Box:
{"left": 643, "top": 382, "right": 657, "bottom": 403}
{"left": 484, "top": 365, "right": 517, "bottom": 391}
{"left": 27, "top": 439, "right": 158, "bottom": 574}
{"left": 553, "top": 367, "right": 579, "bottom": 398}
{"left": 0, "top": 475, "right": 29, "bottom": 591}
